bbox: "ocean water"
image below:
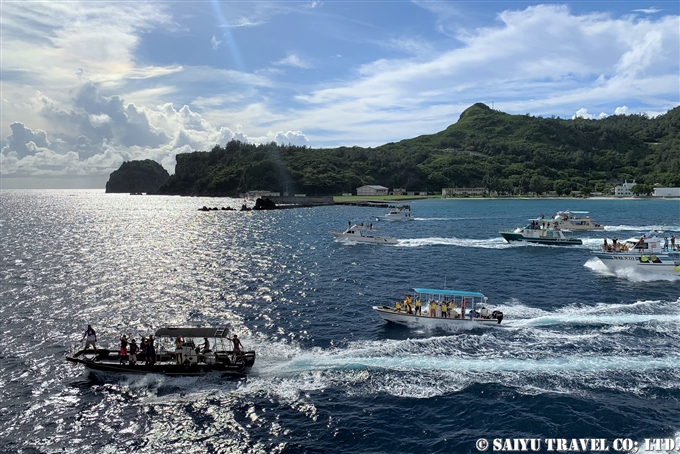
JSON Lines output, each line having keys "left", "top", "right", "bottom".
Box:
{"left": 1, "top": 190, "right": 679, "bottom": 453}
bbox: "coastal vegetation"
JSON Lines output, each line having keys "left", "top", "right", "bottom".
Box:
{"left": 157, "top": 103, "right": 680, "bottom": 197}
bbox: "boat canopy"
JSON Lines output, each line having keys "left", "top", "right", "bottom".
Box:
{"left": 154, "top": 326, "right": 231, "bottom": 338}
{"left": 413, "top": 288, "right": 484, "bottom": 298}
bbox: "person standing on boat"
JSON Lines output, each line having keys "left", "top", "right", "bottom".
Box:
{"left": 128, "top": 339, "right": 138, "bottom": 365}
{"left": 175, "top": 336, "right": 184, "bottom": 364}
{"left": 415, "top": 297, "right": 422, "bottom": 315}
{"left": 139, "top": 337, "right": 148, "bottom": 364}
{"left": 119, "top": 335, "right": 128, "bottom": 364}
{"left": 232, "top": 334, "right": 244, "bottom": 362}
{"left": 448, "top": 300, "right": 456, "bottom": 318}
{"left": 394, "top": 300, "right": 402, "bottom": 312}
{"left": 429, "top": 300, "right": 437, "bottom": 317}
{"left": 145, "top": 335, "right": 156, "bottom": 365}
{"left": 440, "top": 301, "right": 448, "bottom": 318}
{"left": 81, "top": 325, "right": 97, "bottom": 351}
{"left": 672, "top": 235, "right": 676, "bottom": 250}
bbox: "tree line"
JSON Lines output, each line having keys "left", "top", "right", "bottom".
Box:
{"left": 157, "top": 103, "right": 680, "bottom": 197}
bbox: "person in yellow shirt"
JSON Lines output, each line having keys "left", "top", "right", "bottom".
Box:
{"left": 430, "top": 300, "right": 437, "bottom": 317}
{"left": 404, "top": 295, "right": 412, "bottom": 314}
{"left": 449, "top": 300, "right": 456, "bottom": 318}
{"left": 395, "top": 300, "right": 402, "bottom": 312}
{"left": 441, "top": 301, "right": 448, "bottom": 318}
{"left": 415, "top": 298, "right": 422, "bottom": 315}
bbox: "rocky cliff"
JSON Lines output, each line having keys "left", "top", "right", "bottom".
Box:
{"left": 105, "top": 160, "right": 170, "bottom": 193}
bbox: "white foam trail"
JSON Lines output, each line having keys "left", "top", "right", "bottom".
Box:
{"left": 413, "top": 217, "right": 462, "bottom": 221}
{"left": 584, "top": 257, "right": 680, "bottom": 282}
{"left": 605, "top": 225, "right": 679, "bottom": 232}
{"left": 397, "top": 237, "right": 516, "bottom": 249}
{"left": 268, "top": 352, "right": 680, "bottom": 374}
{"left": 510, "top": 313, "right": 680, "bottom": 328}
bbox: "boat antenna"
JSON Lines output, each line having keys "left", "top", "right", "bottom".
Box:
{"left": 444, "top": 276, "right": 447, "bottom": 289}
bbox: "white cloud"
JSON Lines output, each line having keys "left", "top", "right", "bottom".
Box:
{"left": 0, "top": 81, "right": 310, "bottom": 183}
{"left": 1, "top": 2, "right": 679, "bottom": 187}
{"left": 572, "top": 108, "right": 592, "bottom": 119}
{"left": 211, "top": 35, "right": 222, "bottom": 50}
{"left": 614, "top": 106, "right": 629, "bottom": 115}
{"left": 89, "top": 113, "right": 112, "bottom": 126}
{"left": 274, "top": 53, "right": 313, "bottom": 69}
{"left": 633, "top": 8, "right": 662, "bottom": 14}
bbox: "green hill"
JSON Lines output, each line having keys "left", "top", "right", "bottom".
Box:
{"left": 157, "top": 103, "right": 680, "bottom": 197}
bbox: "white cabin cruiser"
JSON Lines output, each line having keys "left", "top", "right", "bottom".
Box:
{"left": 383, "top": 205, "right": 413, "bottom": 221}
{"left": 373, "top": 288, "right": 504, "bottom": 327}
{"left": 592, "top": 232, "right": 680, "bottom": 275}
{"left": 331, "top": 223, "right": 398, "bottom": 244}
{"left": 551, "top": 210, "right": 604, "bottom": 231}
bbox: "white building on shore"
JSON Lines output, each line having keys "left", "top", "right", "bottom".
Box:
{"left": 356, "top": 185, "right": 389, "bottom": 196}
{"left": 653, "top": 187, "right": 680, "bottom": 197}
{"left": 442, "top": 187, "right": 485, "bottom": 197}
{"left": 614, "top": 180, "right": 636, "bottom": 196}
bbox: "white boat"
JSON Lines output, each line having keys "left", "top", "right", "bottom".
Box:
{"left": 500, "top": 219, "right": 582, "bottom": 245}
{"left": 551, "top": 210, "right": 604, "bottom": 231}
{"left": 373, "top": 288, "right": 504, "bottom": 327}
{"left": 592, "top": 232, "right": 680, "bottom": 274}
{"left": 383, "top": 205, "right": 413, "bottom": 221}
{"left": 331, "top": 222, "right": 398, "bottom": 244}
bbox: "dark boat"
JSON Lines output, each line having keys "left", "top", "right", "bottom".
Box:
{"left": 66, "top": 326, "right": 255, "bottom": 376}
{"left": 500, "top": 218, "right": 582, "bottom": 246}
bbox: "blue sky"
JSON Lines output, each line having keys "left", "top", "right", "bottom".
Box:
{"left": 1, "top": 1, "right": 678, "bottom": 188}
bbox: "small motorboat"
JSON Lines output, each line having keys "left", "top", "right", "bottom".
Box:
{"left": 66, "top": 326, "right": 255, "bottom": 376}
{"left": 373, "top": 288, "right": 504, "bottom": 327}
{"left": 382, "top": 205, "right": 413, "bottom": 221}
{"left": 331, "top": 222, "right": 398, "bottom": 244}
{"left": 592, "top": 231, "right": 680, "bottom": 275}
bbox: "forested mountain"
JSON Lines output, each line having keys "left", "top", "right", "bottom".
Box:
{"left": 157, "top": 103, "right": 680, "bottom": 197}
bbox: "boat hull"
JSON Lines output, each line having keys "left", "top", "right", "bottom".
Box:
{"left": 331, "top": 232, "right": 397, "bottom": 244}
{"left": 500, "top": 231, "right": 582, "bottom": 245}
{"left": 592, "top": 252, "right": 680, "bottom": 275}
{"left": 372, "top": 306, "right": 503, "bottom": 327}
{"left": 66, "top": 349, "right": 255, "bottom": 376}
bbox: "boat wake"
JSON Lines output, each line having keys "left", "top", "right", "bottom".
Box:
{"left": 584, "top": 257, "right": 680, "bottom": 281}
{"left": 397, "top": 237, "right": 518, "bottom": 248}
{"left": 238, "top": 297, "right": 680, "bottom": 400}
{"left": 604, "top": 224, "right": 680, "bottom": 232}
